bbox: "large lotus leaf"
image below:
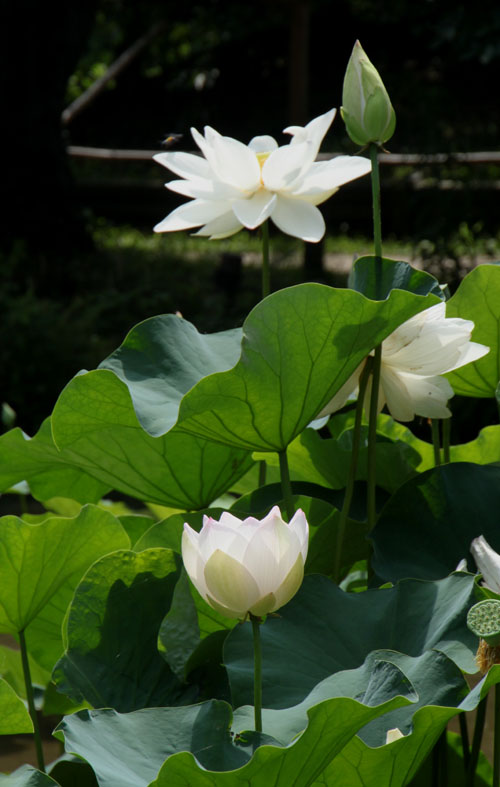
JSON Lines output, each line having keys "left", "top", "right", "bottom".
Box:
{"left": 56, "top": 672, "right": 412, "bottom": 787}
{"left": 151, "top": 695, "right": 413, "bottom": 786}
{"left": 371, "top": 462, "right": 500, "bottom": 583}
{"left": 176, "top": 283, "right": 440, "bottom": 452}
{"left": 99, "top": 314, "right": 243, "bottom": 436}
{"left": 55, "top": 703, "right": 275, "bottom": 787}
{"left": 224, "top": 571, "right": 477, "bottom": 711}
{"left": 135, "top": 509, "right": 236, "bottom": 640}
{"left": 318, "top": 664, "right": 500, "bottom": 787}
{"left": 52, "top": 549, "right": 192, "bottom": 712}
{"left": 0, "top": 419, "right": 109, "bottom": 504}
{"left": 445, "top": 264, "right": 500, "bottom": 397}
{"left": 0, "top": 676, "right": 33, "bottom": 733}
{"left": 0, "top": 506, "right": 129, "bottom": 670}
{"left": 0, "top": 645, "right": 50, "bottom": 698}
{"left": 348, "top": 256, "right": 443, "bottom": 301}
{"left": 0, "top": 767, "right": 59, "bottom": 786}
{"left": 51, "top": 370, "right": 253, "bottom": 509}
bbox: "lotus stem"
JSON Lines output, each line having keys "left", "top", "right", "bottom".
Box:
{"left": 369, "top": 142, "right": 383, "bottom": 294}
{"left": 366, "top": 345, "right": 382, "bottom": 532}
{"left": 278, "top": 448, "right": 295, "bottom": 521}
{"left": 494, "top": 683, "right": 500, "bottom": 787}
{"left": 431, "top": 418, "right": 442, "bottom": 466}
{"left": 459, "top": 713, "right": 470, "bottom": 771}
{"left": 466, "top": 694, "right": 488, "bottom": 786}
{"left": 258, "top": 460, "right": 267, "bottom": 487}
{"left": 442, "top": 417, "right": 451, "bottom": 463}
{"left": 261, "top": 220, "right": 270, "bottom": 299}
{"left": 250, "top": 614, "right": 263, "bottom": 733}
{"left": 19, "top": 628, "right": 45, "bottom": 773}
{"left": 334, "top": 357, "right": 373, "bottom": 581}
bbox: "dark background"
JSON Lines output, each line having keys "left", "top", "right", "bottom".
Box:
{"left": 2, "top": 0, "right": 500, "bottom": 433}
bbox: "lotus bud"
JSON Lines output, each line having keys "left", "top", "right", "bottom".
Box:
{"left": 341, "top": 40, "right": 396, "bottom": 147}
{"left": 182, "top": 506, "right": 309, "bottom": 620}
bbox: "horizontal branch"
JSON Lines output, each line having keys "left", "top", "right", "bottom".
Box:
{"left": 67, "top": 145, "right": 500, "bottom": 166}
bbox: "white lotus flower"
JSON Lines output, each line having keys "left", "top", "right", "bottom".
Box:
{"left": 471, "top": 536, "right": 500, "bottom": 594}
{"left": 153, "top": 109, "right": 371, "bottom": 242}
{"left": 182, "top": 506, "right": 309, "bottom": 619}
{"left": 319, "top": 302, "right": 489, "bottom": 422}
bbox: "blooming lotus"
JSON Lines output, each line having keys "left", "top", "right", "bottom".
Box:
{"left": 153, "top": 109, "right": 371, "bottom": 242}
{"left": 182, "top": 507, "right": 308, "bottom": 619}
{"left": 319, "top": 302, "right": 489, "bottom": 422}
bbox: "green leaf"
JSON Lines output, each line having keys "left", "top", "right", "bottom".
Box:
{"left": 51, "top": 370, "right": 253, "bottom": 509}
{"left": 99, "top": 314, "right": 243, "bottom": 436}
{"left": 0, "top": 676, "right": 33, "bottom": 733}
{"left": 0, "top": 767, "right": 59, "bottom": 786}
{"left": 52, "top": 549, "right": 190, "bottom": 711}
{"left": 0, "top": 506, "right": 129, "bottom": 670}
{"left": 0, "top": 645, "right": 50, "bottom": 699}
{"left": 371, "top": 463, "right": 500, "bottom": 583}
{"left": 446, "top": 264, "right": 500, "bottom": 397}
{"left": 348, "top": 256, "right": 443, "bottom": 300}
{"left": 158, "top": 568, "right": 200, "bottom": 681}
{"left": 48, "top": 756, "right": 98, "bottom": 787}
{"left": 56, "top": 703, "right": 275, "bottom": 787}
{"left": 176, "top": 282, "right": 440, "bottom": 452}
{"left": 56, "top": 678, "right": 412, "bottom": 787}
{"left": 224, "top": 572, "right": 477, "bottom": 711}
{"left": 318, "top": 666, "right": 500, "bottom": 787}
{"left": 0, "top": 419, "right": 109, "bottom": 504}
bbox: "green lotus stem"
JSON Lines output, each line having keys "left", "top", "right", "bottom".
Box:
{"left": 261, "top": 220, "right": 270, "bottom": 299}
{"left": 432, "top": 729, "right": 448, "bottom": 787}
{"left": 442, "top": 417, "right": 451, "bottom": 463}
{"left": 369, "top": 142, "right": 383, "bottom": 294}
{"left": 258, "top": 460, "right": 267, "bottom": 487}
{"left": 278, "top": 448, "right": 295, "bottom": 521}
{"left": 467, "top": 694, "right": 488, "bottom": 786}
{"left": 250, "top": 614, "right": 263, "bottom": 733}
{"left": 459, "top": 713, "right": 470, "bottom": 771}
{"left": 334, "top": 357, "right": 373, "bottom": 581}
{"left": 366, "top": 345, "right": 382, "bottom": 531}
{"left": 494, "top": 683, "right": 500, "bottom": 787}
{"left": 431, "top": 419, "right": 442, "bottom": 466}
{"left": 19, "top": 628, "right": 45, "bottom": 773}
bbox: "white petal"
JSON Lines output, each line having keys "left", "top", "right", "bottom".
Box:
{"left": 182, "top": 525, "right": 209, "bottom": 600}
{"left": 190, "top": 126, "right": 219, "bottom": 170}
{"left": 288, "top": 509, "right": 309, "bottom": 563}
{"left": 248, "top": 135, "right": 278, "bottom": 153}
{"left": 153, "top": 151, "right": 210, "bottom": 179}
{"left": 397, "top": 372, "right": 453, "bottom": 419}
{"left": 268, "top": 551, "right": 304, "bottom": 612}
{"left": 154, "top": 199, "right": 229, "bottom": 233}
{"left": 283, "top": 108, "right": 336, "bottom": 159}
{"left": 262, "top": 142, "right": 313, "bottom": 191}
{"left": 193, "top": 211, "right": 244, "bottom": 239}
{"left": 167, "top": 177, "right": 242, "bottom": 201}
{"left": 471, "top": 536, "right": 500, "bottom": 593}
{"left": 447, "top": 340, "right": 489, "bottom": 371}
{"left": 270, "top": 195, "right": 325, "bottom": 242}
{"left": 378, "top": 365, "right": 415, "bottom": 422}
{"left": 293, "top": 156, "right": 371, "bottom": 196}
{"left": 218, "top": 511, "right": 245, "bottom": 529}
{"left": 232, "top": 190, "right": 277, "bottom": 229}
{"left": 204, "top": 549, "right": 261, "bottom": 614}
{"left": 197, "top": 518, "right": 247, "bottom": 562}
{"left": 210, "top": 135, "right": 261, "bottom": 191}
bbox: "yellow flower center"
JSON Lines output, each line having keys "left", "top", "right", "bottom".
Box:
{"left": 256, "top": 151, "right": 271, "bottom": 185}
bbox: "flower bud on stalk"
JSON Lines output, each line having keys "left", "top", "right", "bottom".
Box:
{"left": 182, "top": 507, "right": 309, "bottom": 620}
{"left": 341, "top": 40, "right": 396, "bottom": 147}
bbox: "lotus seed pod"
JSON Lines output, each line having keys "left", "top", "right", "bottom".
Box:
{"left": 467, "top": 599, "right": 500, "bottom": 646}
